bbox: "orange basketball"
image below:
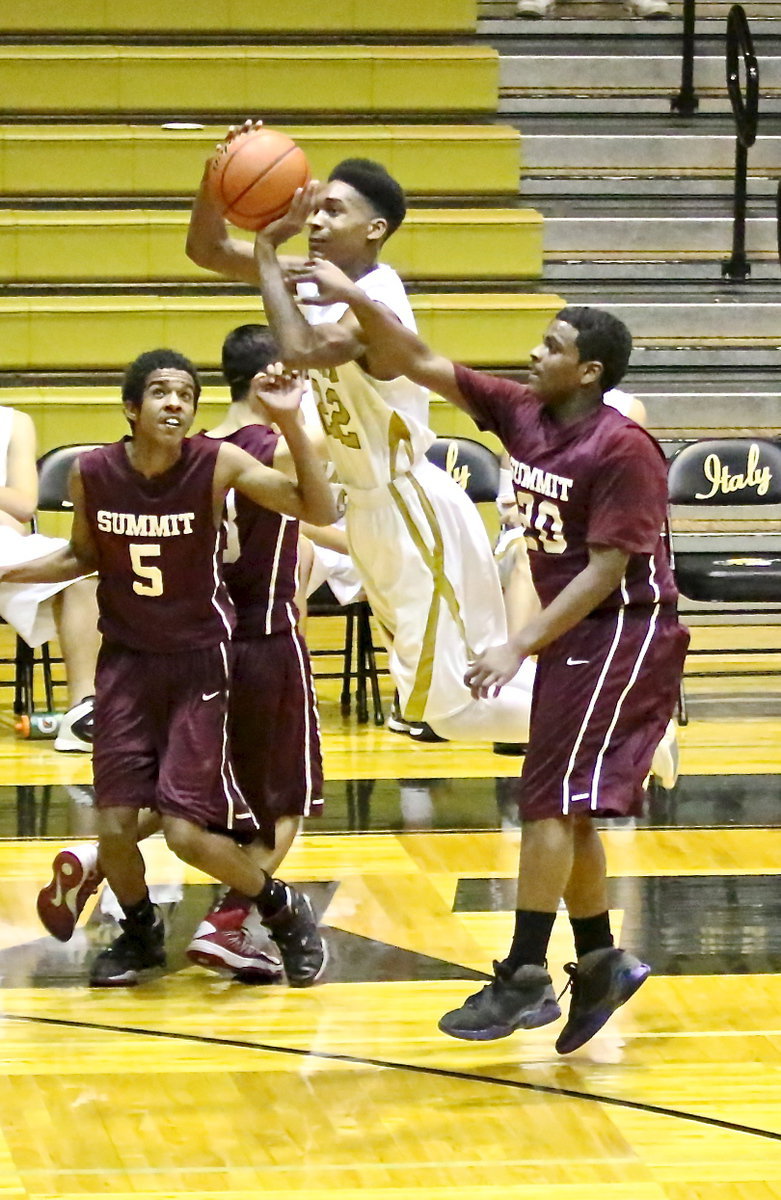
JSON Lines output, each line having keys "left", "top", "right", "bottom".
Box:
{"left": 206, "top": 128, "right": 311, "bottom": 231}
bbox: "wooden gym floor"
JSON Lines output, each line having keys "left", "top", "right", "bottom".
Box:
{"left": 0, "top": 650, "right": 778, "bottom": 1199}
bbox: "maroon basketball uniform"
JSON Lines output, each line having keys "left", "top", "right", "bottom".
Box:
{"left": 80, "top": 438, "right": 257, "bottom": 836}
{"left": 455, "top": 365, "right": 689, "bottom": 819}
{"left": 199, "top": 425, "right": 323, "bottom": 842}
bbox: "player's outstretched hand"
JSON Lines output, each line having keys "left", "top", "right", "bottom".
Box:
{"left": 250, "top": 362, "right": 304, "bottom": 417}
{"left": 464, "top": 642, "right": 525, "bottom": 698}
{"left": 285, "top": 258, "right": 356, "bottom": 304}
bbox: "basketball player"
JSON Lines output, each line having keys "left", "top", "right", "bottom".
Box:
{"left": 290, "top": 264, "right": 689, "bottom": 1053}
{"left": 0, "top": 405, "right": 100, "bottom": 751}
{"left": 186, "top": 323, "right": 326, "bottom": 983}
{"left": 35, "top": 330, "right": 329, "bottom": 987}
{"left": 187, "top": 145, "right": 536, "bottom": 745}
{"left": 2, "top": 349, "right": 335, "bottom": 987}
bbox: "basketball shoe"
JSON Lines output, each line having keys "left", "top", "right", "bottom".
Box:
{"left": 90, "top": 907, "right": 166, "bottom": 986}
{"left": 54, "top": 695, "right": 94, "bottom": 753}
{"left": 37, "top": 843, "right": 103, "bottom": 941}
{"left": 438, "top": 961, "right": 561, "bottom": 1041}
{"left": 650, "top": 720, "right": 679, "bottom": 790}
{"left": 555, "top": 946, "right": 651, "bottom": 1054}
{"left": 187, "top": 893, "right": 284, "bottom": 983}
{"left": 386, "top": 694, "right": 412, "bottom": 735}
{"left": 264, "top": 886, "right": 327, "bottom": 987}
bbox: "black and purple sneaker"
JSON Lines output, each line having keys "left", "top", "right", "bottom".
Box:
{"left": 555, "top": 947, "right": 651, "bottom": 1054}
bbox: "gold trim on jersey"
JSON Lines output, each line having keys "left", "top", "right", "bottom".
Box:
{"left": 388, "top": 471, "right": 474, "bottom": 722}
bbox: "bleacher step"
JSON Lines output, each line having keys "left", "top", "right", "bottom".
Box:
{"left": 0, "top": 123, "right": 521, "bottom": 198}
{"left": 0, "top": 208, "right": 544, "bottom": 283}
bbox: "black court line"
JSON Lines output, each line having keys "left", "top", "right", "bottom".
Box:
{"left": 8, "top": 1011, "right": 781, "bottom": 1144}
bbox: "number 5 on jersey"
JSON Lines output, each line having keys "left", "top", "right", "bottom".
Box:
{"left": 130, "top": 543, "right": 164, "bottom": 596}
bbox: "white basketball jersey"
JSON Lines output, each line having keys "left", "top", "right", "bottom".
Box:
{"left": 299, "top": 264, "right": 434, "bottom": 490}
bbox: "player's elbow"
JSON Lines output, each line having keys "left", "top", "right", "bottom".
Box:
{"left": 301, "top": 493, "right": 339, "bottom": 527}
{"left": 185, "top": 229, "right": 219, "bottom": 272}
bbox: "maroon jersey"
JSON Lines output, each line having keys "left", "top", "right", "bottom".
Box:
{"left": 200, "top": 425, "right": 299, "bottom": 638}
{"left": 80, "top": 438, "right": 235, "bottom": 652}
{"left": 455, "top": 365, "right": 678, "bottom": 613}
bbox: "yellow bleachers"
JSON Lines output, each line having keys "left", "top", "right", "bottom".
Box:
{"left": 0, "top": 124, "right": 522, "bottom": 197}
{"left": 0, "top": 46, "right": 498, "bottom": 116}
{"left": 1, "top": 0, "right": 476, "bottom": 34}
{"left": 0, "top": 293, "right": 566, "bottom": 374}
{"left": 0, "top": 209, "right": 543, "bottom": 282}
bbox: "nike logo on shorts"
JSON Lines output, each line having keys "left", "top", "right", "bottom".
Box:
{"left": 202, "top": 690, "right": 220, "bottom": 701}
{"left": 566, "top": 657, "right": 590, "bottom": 666}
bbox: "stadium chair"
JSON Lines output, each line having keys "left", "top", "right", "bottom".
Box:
{"left": 426, "top": 436, "right": 501, "bottom": 503}
{"left": 307, "top": 583, "right": 385, "bottom": 727}
{"left": 667, "top": 436, "right": 781, "bottom": 723}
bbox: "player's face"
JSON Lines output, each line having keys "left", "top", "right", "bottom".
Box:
{"left": 127, "top": 369, "right": 197, "bottom": 441}
{"left": 527, "top": 319, "right": 596, "bottom": 404}
{"left": 307, "top": 181, "right": 384, "bottom": 267}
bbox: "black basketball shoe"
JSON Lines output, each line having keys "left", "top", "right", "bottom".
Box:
{"left": 54, "top": 695, "right": 95, "bottom": 753}
{"left": 90, "top": 908, "right": 166, "bottom": 986}
{"left": 438, "top": 961, "right": 561, "bottom": 1041}
{"left": 555, "top": 947, "right": 651, "bottom": 1054}
{"left": 264, "top": 886, "right": 327, "bottom": 987}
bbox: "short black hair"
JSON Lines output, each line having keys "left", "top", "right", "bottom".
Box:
{"left": 122, "top": 349, "right": 201, "bottom": 409}
{"left": 221, "top": 324, "right": 279, "bottom": 402}
{"left": 328, "top": 158, "right": 406, "bottom": 239}
{"left": 556, "top": 306, "right": 633, "bottom": 393}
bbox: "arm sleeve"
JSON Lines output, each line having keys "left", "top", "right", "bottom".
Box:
{"left": 588, "top": 428, "right": 668, "bottom": 554}
{"left": 453, "top": 363, "right": 534, "bottom": 436}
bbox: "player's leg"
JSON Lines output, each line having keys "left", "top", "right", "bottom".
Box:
{"left": 89, "top": 804, "right": 166, "bottom": 987}
{"left": 354, "top": 465, "right": 534, "bottom": 744}
{"left": 438, "top": 815, "right": 570, "bottom": 1041}
{"left": 189, "top": 632, "right": 326, "bottom": 985}
{"left": 37, "top": 808, "right": 161, "bottom": 942}
{"left": 554, "top": 816, "right": 649, "bottom": 1054}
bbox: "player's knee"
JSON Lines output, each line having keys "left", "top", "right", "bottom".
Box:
{"left": 97, "top": 805, "right": 139, "bottom": 846}
{"left": 161, "top": 816, "right": 202, "bottom": 863}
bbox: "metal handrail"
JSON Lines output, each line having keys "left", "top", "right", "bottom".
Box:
{"left": 722, "top": 4, "right": 759, "bottom": 281}
{"left": 671, "top": 0, "right": 699, "bottom": 117}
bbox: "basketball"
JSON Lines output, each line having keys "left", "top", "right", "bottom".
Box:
{"left": 206, "top": 128, "right": 311, "bottom": 231}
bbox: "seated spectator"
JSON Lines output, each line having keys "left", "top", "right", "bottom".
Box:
{"left": 0, "top": 407, "right": 99, "bottom": 751}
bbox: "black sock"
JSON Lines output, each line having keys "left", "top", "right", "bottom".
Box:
{"left": 504, "top": 909, "right": 556, "bottom": 971}
{"left": 122, "top": 893, "right": 156, "bottom": 927}
{"left": 570, "top": 911, "right": 614, "bottom": 959}
{"left": 253, "top": 873, "right": 289, "bottom": 920}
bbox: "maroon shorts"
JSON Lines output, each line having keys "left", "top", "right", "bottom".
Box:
{"left": 93, "top": 641, "right": 259, "bottom": 841}
{"left": 519, "top": 611, "right": 689, "bottom": 821}
{"left": 229, "top": 627, "right": 323, "bottom": 848}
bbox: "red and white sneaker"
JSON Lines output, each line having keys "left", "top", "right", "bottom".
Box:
{"left": 187, "top": 920, "right": 284, "bottom": 983}
{"left": 37, "top": 843, "right": 102, "bottom": 941}
{"left": 201, "top": 889, "right": 253, "bottom": 934}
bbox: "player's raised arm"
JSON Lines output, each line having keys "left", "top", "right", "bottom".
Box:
{"left": 216, "top": 368, "right": 336, "bottom": 526}
{"left": 187, "top": 121, "right": 322, "bottom": 286}
{"left": 254, "top": 232, "right": 366, "bottom": 369}
{"left": 290, "top": 258, "right": 469, "bottom": 410}
{"left": 0, "top": 462, "right": 98, "bottom": 584}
